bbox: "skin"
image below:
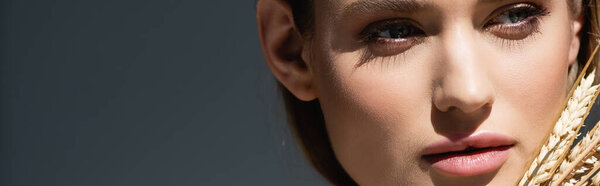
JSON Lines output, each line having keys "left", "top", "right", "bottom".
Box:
{"left": 257, "top": 0, "right": 583, "bottom": 185}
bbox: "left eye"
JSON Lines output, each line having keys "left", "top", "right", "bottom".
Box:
{"left": 482, "top": 3, "right": 548, "bottom": 39}
{"left": 486, "top": 4, "right": 546, "bottom": 26}
{"left": 496, "top": 8, "right": 531, "bottom": 24}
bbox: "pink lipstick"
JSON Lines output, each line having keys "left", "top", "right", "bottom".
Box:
{"left": 421, "top": 132, "right": 516, "bottom": 176}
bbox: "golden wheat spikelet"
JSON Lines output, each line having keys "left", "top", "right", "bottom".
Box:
{"left": 520, "top": 73, "right": 599, "bottom": 185}
{"left": 518, "top": 42, "right": 600, "bottom": 186}
{"left": 532, "top": 71, "right": 599, "bottom": 185}
{"left": 553, "top": 121, "right": 600, "bottom": 186}
{"left": 590, "top": 171, "right": 600, "bottom": 185}
{"left": 564, "top": 138, "right": 600, "bottom": 186}
{"left": 551, "top": 72, "right": 600, "bottom": 185}
{"left": 521, "top": 71, "right": 598, "bottom": 185}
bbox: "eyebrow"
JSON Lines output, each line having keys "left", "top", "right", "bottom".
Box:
{"left": 341, "top": 0, "right": 433, "bottom": 15}
{"left": 339, "top": 0, "right": 517, "bottom": 17}
{"left": 477, "top": 0, "right": 510, "bottom": 3}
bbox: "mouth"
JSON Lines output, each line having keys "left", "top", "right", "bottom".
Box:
{"left": 421, "top": 132, "right": 516, "bottom": 176}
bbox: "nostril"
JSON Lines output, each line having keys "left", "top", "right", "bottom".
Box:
{"left": 430, "top": 101, "right": 493, "bottom": 137}
{"left": 433, "top": 87, "right": 495, "bottom": 114}
{"left": 461, "top": 102, "right": 493, "bottom": 115}
{"left": 438, "top": 99, "right": 490, "bottom": 114}
{"left": 457, "top": 95, "right": 494, "bottom": 114}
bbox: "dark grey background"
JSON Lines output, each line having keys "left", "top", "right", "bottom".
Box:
{"left": 1, "top": 0, "right": 329, "bottom": 185}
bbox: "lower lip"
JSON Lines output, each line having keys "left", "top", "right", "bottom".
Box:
{"left": 423, "top": 146, "right": 512, "bottom": 176}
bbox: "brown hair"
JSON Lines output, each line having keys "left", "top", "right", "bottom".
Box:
{"left": 578, "top": 0, "right": 600, "bottom": 77}
{"left": 280, "top": 0, "right": 599, "bottom": 185}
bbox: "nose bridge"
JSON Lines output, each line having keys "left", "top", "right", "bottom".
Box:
{"left": 444, "top": 23, "right": 475, "bottom": 66}
{"left": 434, "top": 22, "right": 495, "bottom": 113}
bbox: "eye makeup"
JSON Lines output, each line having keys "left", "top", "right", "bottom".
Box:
{"left": 358, "top": 19, "right": 426, "bottom": 57}
{"left": 356, "top": 2, "right": 550, "bottom": 59}
{"left": 484, "top": 3, "right": 549, "bottom": 40}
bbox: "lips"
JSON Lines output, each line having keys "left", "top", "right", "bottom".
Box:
{"left": 421, "top": 132, "right": 516, "bottom": 176}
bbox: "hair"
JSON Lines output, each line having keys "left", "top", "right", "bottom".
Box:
{"left": 279, "top": 0, "right": 600, "bottom": 185}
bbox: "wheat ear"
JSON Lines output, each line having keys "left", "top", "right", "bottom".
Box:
{"left": 589, "top": 170, "right": 600, "bottom": 185}
{"left": 553, "top": 120, "right": 600, "bottom": 186}
{"left": 550, "top": 72, "right": 600, "bottom": 185}
{"left": 519, "top": 42, "right": 600, "bottom": 186}
{"left": 569, "top": 134, "right": 600, "bottom": 186}
{"left": 532, "top": 70, "right": 600, "bottom": 185}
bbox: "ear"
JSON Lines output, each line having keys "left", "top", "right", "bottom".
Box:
{"left": 568, "top": 12, "right": 584, "bottom": 66}
{"left": 256, "top": 0, "right": 317, "bottom": 101}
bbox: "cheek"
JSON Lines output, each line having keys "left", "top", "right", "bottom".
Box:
{"left": 314, "top": 51, "right": 437, "bottom": 184}
{"left": 322, "top": 56, "right": 430, "bottom": 123}
{"left": 491, "top": 36, "right": 571, "bottom": 160}
{"left": 494, "top": 47, "right": 568, "bottom": 117}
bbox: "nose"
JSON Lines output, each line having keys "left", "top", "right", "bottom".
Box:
{"left": 432, "top": 24, "right": 495, "bottom": 114}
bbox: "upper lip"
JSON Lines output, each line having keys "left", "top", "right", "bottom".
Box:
{"left": 420, "top": 131, "right": 517, "bottom": 156}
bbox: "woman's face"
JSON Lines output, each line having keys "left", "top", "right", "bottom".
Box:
{"left": 308, "top": 0, "right": 582, "bottom": 185}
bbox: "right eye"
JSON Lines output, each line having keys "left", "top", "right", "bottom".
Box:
{"left": 359, "top": 19, "right": 426, "bottom": 58}
{"left": 362, "top": 20, "right": 425, "bottom": 41}
{"left": 372, "top": 24, "right": 423, "bottom": 39}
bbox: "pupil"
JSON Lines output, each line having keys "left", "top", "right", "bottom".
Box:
{"left": 390, "top": 26, "right": 408, "bottom": 38}
{"left": 508, "top": 11, "right": 527, "bottom": 23}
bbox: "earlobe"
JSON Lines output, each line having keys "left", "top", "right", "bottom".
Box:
{"left": 256, "top": 0, "right": 317, "bottom": 101}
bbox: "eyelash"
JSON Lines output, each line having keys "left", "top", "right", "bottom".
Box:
{"left": 358, "top": 3, "right": 549, "bottom": 54}
{"left": 484, "top": 3, "right": 549, "bottom": 39}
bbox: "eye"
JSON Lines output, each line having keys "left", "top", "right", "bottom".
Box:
{"left": 358, "top": 19, "right": 426, "bottom": 57}
{"left": 361, "top": 20, "right": 425, "bottom": 41}
{"left": 496, "top": 7, "right": 532, "bottom": 24}
{"left": 372, "top": 24, "right": 423, "bottom": 39}
{"left": 484, "top": 3, "right": 549, "bottom": 40}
